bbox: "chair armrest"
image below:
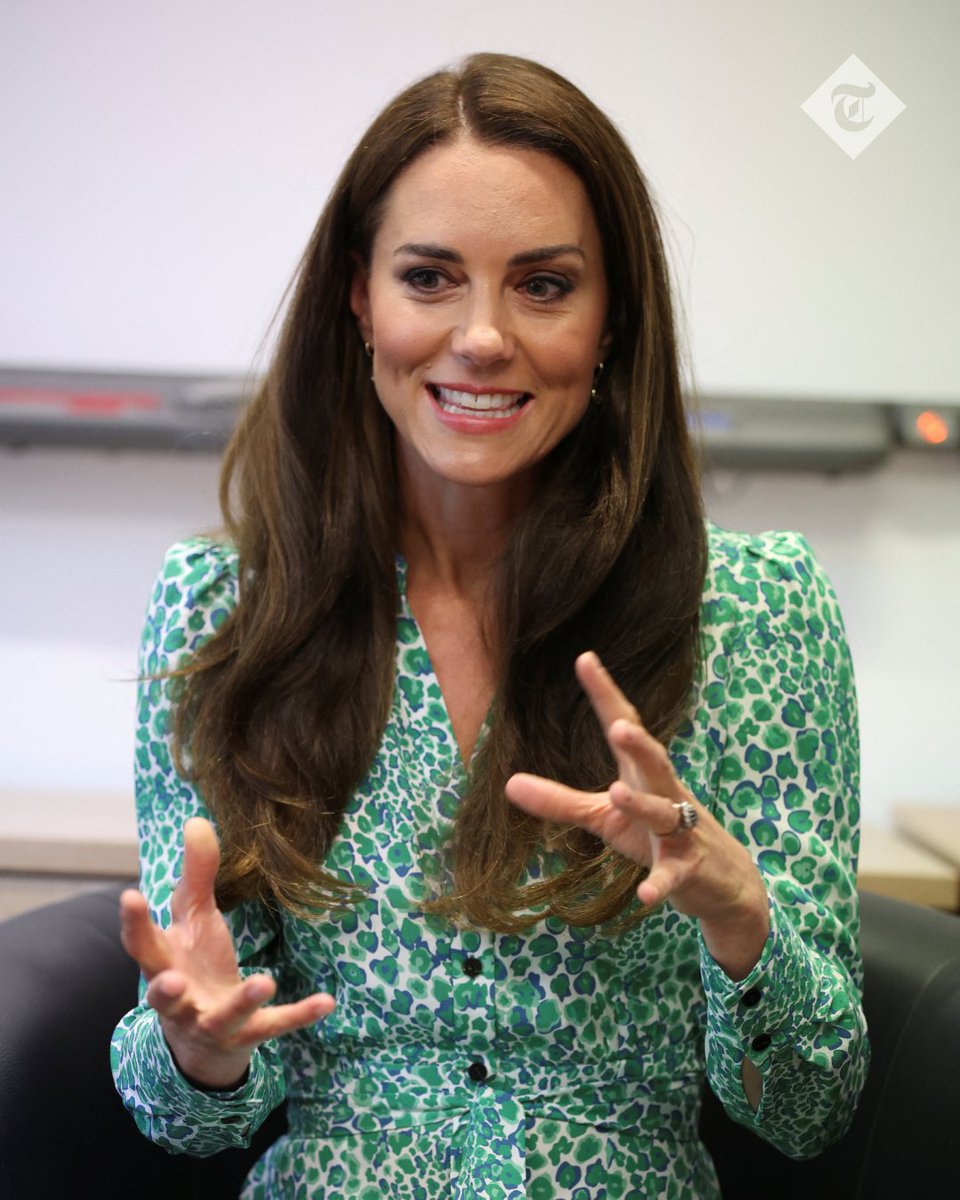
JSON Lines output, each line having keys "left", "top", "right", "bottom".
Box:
{"left": 0, "top": 886, "right": 283, "bottom": 1199}
{"left": 700, "top": 891, "right": 960, "bottom": 1200}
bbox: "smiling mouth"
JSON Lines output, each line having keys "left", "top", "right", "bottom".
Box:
{"left": 427, "top": 384, "right": 531, "bottom": 419}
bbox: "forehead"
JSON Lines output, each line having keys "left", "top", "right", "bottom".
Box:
{"left": 372, "top": 136, "right": 602, "bottom": 254}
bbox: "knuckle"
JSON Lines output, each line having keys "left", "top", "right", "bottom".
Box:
{"left": 194, "top": 1009, "right": 227, "bottom": 1041}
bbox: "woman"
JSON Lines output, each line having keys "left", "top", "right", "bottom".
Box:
{"left": 112, "top": 53, "right": 868, "bottom": 1199}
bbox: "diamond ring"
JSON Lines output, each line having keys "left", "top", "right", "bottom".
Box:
{"left": 669, "top": 800, "right": 699, "bottom": 835}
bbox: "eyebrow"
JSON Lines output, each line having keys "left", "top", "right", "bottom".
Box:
{"left": 394, "top": 242, "right": 586, "bottom": 266}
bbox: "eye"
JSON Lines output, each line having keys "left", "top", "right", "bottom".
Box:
{"left": 402, "top": 267, "right": 452, "bottom": 293}
{"left": 520, "top": 273, "right": 573, "bottom": 302}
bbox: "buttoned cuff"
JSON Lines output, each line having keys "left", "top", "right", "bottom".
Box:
{"left": 113, "top": 1006, "right": 278, "bottom": 1149}
{"left": 699, "top": 892, "right": 824, "bottom": 1072}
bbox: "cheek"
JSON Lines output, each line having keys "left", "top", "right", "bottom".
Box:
{"left": 530, "top": 326, "right": 603, "bottom": 389}
{"left": 369, "top": 299, "right": 443, "bottom": 370}
{"left": 379, "top": 335, "right": 431, "bottom": 375}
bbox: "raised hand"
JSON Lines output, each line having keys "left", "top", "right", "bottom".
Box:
{"left": 119, "top": 816, "right": 335, "bottom": 1090}
{"left": 505, "top": 651, "right": 769, "bottom": 980}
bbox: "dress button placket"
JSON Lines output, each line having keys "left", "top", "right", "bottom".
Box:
{"left": 456, "top": 929, "right": 495, "bottom": 1090}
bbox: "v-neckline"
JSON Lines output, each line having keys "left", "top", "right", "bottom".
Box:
{"left": 395, "top": 553, "right": 490, "bottom": 774}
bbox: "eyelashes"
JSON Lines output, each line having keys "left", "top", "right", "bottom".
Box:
{"left": 401, "top": 267, "right": 451, "bottom": 293}
{"left": 399, "top": 266, "right": 574, "bottom": 303}
{"left": 520, "top": 274, "right": 574, "bottom": 301}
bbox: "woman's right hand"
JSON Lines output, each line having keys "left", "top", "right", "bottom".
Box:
{"left": 119, "top": 816, "right": 335, "bottom": 1091}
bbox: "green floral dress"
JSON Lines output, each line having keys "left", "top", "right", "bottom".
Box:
{"left": 111, "top": 525, "right": 869, "bottom": 1199}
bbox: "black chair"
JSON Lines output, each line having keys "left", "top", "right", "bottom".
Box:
{"left": 0, "top": 886, "right": 284, "bottom": 1200}
{"left": 700, "top": 889, "right": 960, "bottom": 1197}
{"left": 1, "top": 886, "right": 958, "bottom": 1199}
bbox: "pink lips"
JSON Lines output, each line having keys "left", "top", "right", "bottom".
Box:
{"left": 426, "top": 383, "right": 532, "bottom": 433}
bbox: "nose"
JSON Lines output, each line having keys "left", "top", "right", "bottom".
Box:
{"left": 449, "top": 289, "right": 514, "bottom": 365}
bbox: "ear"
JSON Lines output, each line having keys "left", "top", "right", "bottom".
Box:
{"left": 598, "top": 328, "right": 613, "bottom": 360}
{"left": 349, "top": 254, "right": 373, "bottom": 343}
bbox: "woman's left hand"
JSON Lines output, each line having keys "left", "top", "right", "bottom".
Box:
{"left": 505, "top": 651, "right": 770, "bottom": 980}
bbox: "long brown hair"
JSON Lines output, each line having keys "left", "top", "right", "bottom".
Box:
{"left": 174, "top": 53, "right": 706, "bottom": 930}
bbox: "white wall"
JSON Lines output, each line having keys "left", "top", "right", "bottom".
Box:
{"left": 2, "top": 0, "right": 957, "bottom": 398}
{"left": 705, "top": 454, "right": 960, "bottom": 825}
{"left": 2, "top": 444, "right": 956, "bottom": 837}
{"left": 0, "top": 447, "right": 223, "bottom": 842}
{"left": 1, "top": 1, "right": 958, "bottom": 837}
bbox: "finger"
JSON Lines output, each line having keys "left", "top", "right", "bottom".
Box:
{"left": 575, "top": 653, "right": 656, "bottom": 788}
{"left": 508, "top": 774, "right": 655, "bottom": 865}
{"left": 608, "top": 719, "right": 681, "bottom": 799}
{"left": 196, "top": 973, "right": 282, "bottom": 1040}
{"left": 505, "top": 772, "right": 608, "bottom": 834}
{"left": 234, "top": 992, "right": 337, "bottom": 1048}
{"left": 637, "top": 857, "right": 694, "bottom": 908}
{"left": 177, "top": 984, "right": 335, "bottom": 1047}
{"left": 171, "top": 817, "right": 221, "bottom": 920}
{"left": 147, "top": 969, "right": 336, "bottom": 1046}
{"left": 609, "top": 780, "right": 684, "bottom": 837}
{"left": 575, "top": 651, "right": 641, "bottom": 731}
{"left": 119, "top": 888, "right": 172, "bottom": 979}
{"left": 145, "top": 968, "right": 190, "bottom": 1018}
{"left": 147, "top": 968, "right": 274, "bottom": 1028}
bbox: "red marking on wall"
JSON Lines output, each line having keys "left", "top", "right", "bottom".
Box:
{"left": 0, "top": 389, "right": 163, "bottom": 418}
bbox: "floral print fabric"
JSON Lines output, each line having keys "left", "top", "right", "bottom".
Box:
{"left": 111, "top": 525, "right": 869, "bottom": 1199}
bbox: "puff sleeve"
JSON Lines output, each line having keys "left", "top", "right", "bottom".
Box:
{"left": 693, "top": 528, "right": 869, "bottom": 1157}
{"left": 110, "top": 539, "right": 288, "bottom": 1155}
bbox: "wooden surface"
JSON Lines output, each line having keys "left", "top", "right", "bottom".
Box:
{"left": 0, "top": 788, "right": 138, "bottom": 920}
{"left": 2, "top": 797, "right": 959, "bottom": 919}
{"left": 894, "top": 805, "right": 960, "bottom": 870}
{"left": 0, "top": 836, "right": 138, "bottom": 877}
{"left": 858, "top": 822, "right": 960, "bottom": 910}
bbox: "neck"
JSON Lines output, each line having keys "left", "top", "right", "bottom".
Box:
{"left": 397, "top": 463, "right": 533, "bottom": 599}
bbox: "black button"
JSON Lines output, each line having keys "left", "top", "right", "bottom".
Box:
{"left": 741, "top": 987, "right": 762, "bottom": 1008}
{"left": 467, "top": 1060, "right": 488, "bottom": 1083}
{"left": 751, "top": 1033, "right": 772, "bottom": 1052}
{"left": 463, "top": 956, "right": 483, "bottom": 978}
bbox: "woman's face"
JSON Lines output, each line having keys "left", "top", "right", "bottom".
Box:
{"left": 350, "top": 136, "right": 610, "bottom": 500}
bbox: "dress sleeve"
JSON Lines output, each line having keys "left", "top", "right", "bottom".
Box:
{"left": 696, "top": 529, "right": 870, "bottom": 1158}
{"left": 110, "top": 539, "right": 288, "bottom": 1156}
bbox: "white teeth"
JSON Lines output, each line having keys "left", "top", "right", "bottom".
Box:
{"left": 432, "top": 386, "right": 526, "bottom": 416}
